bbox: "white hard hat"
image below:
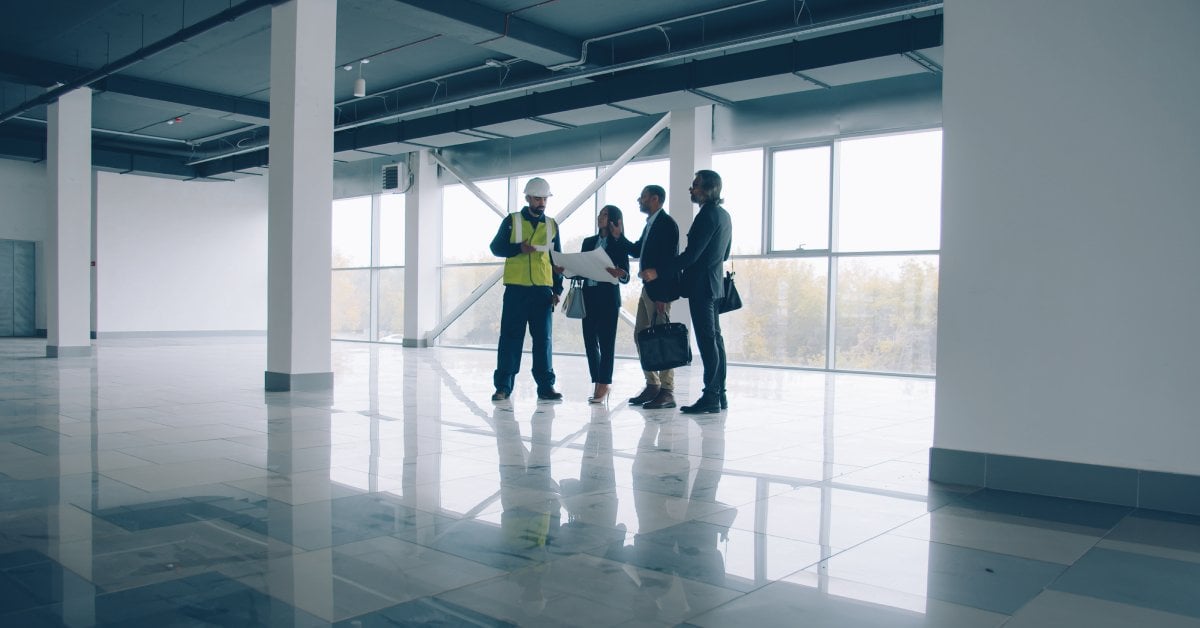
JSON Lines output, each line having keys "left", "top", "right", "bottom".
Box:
{"left": 524, "top": 177, "right": 552, "bottom": 197}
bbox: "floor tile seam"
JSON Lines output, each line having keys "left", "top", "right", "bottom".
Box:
{"left": 883, "top": 523, "right": 1085, "bottom": 568}
{"left": 798, "top": 533, "right": 1069, "bottom": 619}
{"left": 965, "top": 526, "right": 1117, "bottom": 623}
{"left": 1094, "top": 538, "right": 1200, "bottom": 567}
{"left": 936, "top": 506, "right": 1123, "bottom": 538}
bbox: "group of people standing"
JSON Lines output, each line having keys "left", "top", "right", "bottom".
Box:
{"left": 488, "top": 170, "right": 733, "bottom": 415}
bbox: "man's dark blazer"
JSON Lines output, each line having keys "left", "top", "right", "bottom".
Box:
{"left": 580, "top": 234, "right": 630, "bottom": 297}
{"left": 624, "top": 210, "right": 680, "bottom": 302}
{"left": 666, "top": 202, "right": 732, "bottom": 300}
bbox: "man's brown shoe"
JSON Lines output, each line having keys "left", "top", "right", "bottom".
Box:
{"left": 628, "top": 385, "right": 660, "bottom": 405}
{"left": 642, "top": 389, "right": 676, "bottom": 409}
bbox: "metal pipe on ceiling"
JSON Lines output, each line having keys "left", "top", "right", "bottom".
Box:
{"left": 185, "top": 1, "right": 943, "bottom": 166}
{"left": 546, "top": 0, "right": 770, "bottom": 71}
{"left": 13, "top": 115, "right": 193, "bottom": 145}
{"left": 335, "top": 1, "right": 944, "bottom": 132}
{"left": 0, "top": 0, "right": 285, "bottom": 126}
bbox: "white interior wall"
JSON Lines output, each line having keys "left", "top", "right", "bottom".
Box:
{"left": 935, "top": 0, "right": 1200, "bottom": 475}
{"left": 0, "top": 159, "right": 49, "bottom": 329}
{"left": 96, "top": 172, "right": 268, "bottom": 333}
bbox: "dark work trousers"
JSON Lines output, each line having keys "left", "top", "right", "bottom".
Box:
{"left": 688, "top": 297, "right": 727, "bottom": 398}
{"left": 494, "top": 285, "right": 556, "bottom": 394}
{"left": 580, "top": 284, "right": 620, "bottom": 385}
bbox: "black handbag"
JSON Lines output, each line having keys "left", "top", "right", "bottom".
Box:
{"left": 636, "top": 312, "right": 692, "bottom": 371}
{"left": 718, "top": 271, "right": 742, "bottom": 314}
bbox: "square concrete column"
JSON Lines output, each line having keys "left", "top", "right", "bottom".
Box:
{"left": 668, "top": 106, "right": 713, "bottom": 241}
{"left": 46, "top": 87, "right": 93, "bottom": 357}
{"left": 668, "top": 106, "right": 713, "bottom": 336}
{"left": 402, "top": 151, "right": 442, "bottom": 347}
{"left": 265, "top": 0, "right": 337, "bottom": 391}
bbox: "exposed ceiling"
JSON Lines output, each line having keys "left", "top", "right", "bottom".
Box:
{"left": 0, "top": 0, "right": 943, "bottom": 180}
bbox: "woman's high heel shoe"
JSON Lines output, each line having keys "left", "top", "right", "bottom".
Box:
{"left": 588, "top": 385, "right": 610, "bottom": 404}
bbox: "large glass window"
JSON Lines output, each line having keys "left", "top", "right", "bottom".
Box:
{"left": 442, "top": 179, "right": 508, "bottom": 264}
{"left": 770, "top": 146, "right": 831, "bottom": 253}
{"left": 331, "top": 192, "right": 405, "bottom": 343}
{"left": 332, "top": 269, "right": 370, "bottom": 340}
{"left": 836, "top": 131, "right": 942, "bottom": 252}
{"left": 332, "top": 196, "right": 372, "bottom": 267}
{"left": 440, "top": 266, "right": 504, "bottom": 348}
{"left": 378, "top": 268, "right": 405, "bottom": 343}
{"left": 426, "top": 127, "right": 941, "bottom": 377}
{"left": 379, "top": 193, "right": 406, "bottom": 266}
{"left": 713, "top": 149, "right": 764, "bottom": 255}
{"left": 834, "top": 256, "right": 938, "bottom": 374}
{"left": 722, "top": 258, "right": 827, "bottom": 367}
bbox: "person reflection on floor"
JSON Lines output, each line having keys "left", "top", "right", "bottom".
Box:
{"left": 625, "top": 413, "right": 736, "bottom": 619}
{"left": 494, "top": 404, "right": 561, "bottom": 617}
{"left": 559, "top": 404, "right": 626, "bottom": 561}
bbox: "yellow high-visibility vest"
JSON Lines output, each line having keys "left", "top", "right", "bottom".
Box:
{"left": 503, "top": 212, "right": 557, "bottom": 287}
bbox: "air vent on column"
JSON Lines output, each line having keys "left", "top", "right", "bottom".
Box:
{"left": 382, "top": 163, "right": 400, "bottom": 191}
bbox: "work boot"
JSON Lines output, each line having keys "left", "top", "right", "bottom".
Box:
{"left": 642, "top": 389, "right": 676, "bottom": 409}
{"left": 628, "top": 385, "right": 660, "bottom": 405}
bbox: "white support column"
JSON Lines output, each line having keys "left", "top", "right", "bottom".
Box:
{"left": 668, "top": 106, "right": 713, "bottom": 339}
{"left": 668, "top": 106, "right": 713, "bottom": 242}
{"left": 265, "top": 0, "right": 337, "bottom": 391}
{"left": 46, "top": 87, "right": 93, "bottom": 357}
{"left": 403, "top": 151, "right": 443, "bottom": 346}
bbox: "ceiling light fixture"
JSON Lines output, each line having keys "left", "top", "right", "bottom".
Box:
{"left": 353, "top": 59, "right": 368, "bottom": 98}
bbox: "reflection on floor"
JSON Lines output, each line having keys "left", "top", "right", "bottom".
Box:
{"left": 1, "top": 337, "right": 1199, "bottom": 627}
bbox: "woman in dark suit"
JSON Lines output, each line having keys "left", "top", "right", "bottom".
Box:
{"left": 581, "top": 205, "right": 630, "bottom": 403}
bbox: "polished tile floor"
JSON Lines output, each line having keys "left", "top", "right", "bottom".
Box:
{"left": 2, "top": 337, "right": 1199, "bottom": 627}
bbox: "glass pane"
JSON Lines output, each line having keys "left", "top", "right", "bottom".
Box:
{"left": 440, "top": 264, "right": 504, "bottom": 348}
{"left": 442, "top": 179, "right": 508, "bottom": 264}
{"left": 378, "top": 268, "right": 405, "bottom": 343}
{"left": 771, "top": 146, "right": 830, "bottom": 252}
{"left": 332, "top": 269, "right": 370, "bottom": 340}
{"left": 601, "top": 159, "right": 670, "bottom": 247}
{"left": 837, "top": 130, "right": 942, "bottom": 252}
{"left": 332, "top": 196, "right": 372, "bottom": 267}
{"left": 518, "top": 167, "right": 597, "bottom": 255}
{"left": 380, "top": 193, "right": 406, "bottom": 267}
{"left": 713, "top": 149, "right": 763, "bottom": 255}
{"left": 723, "top": 258, "right": 827, "bottom": 367}
{"left": 835, "top": 255, "right": 938, "bottom": 375}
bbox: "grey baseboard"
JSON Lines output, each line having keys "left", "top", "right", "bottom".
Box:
{"left": 930, "top": 447, "right": 1200, "bottom": 516}
{"left": 264, "top": 371, "right": 334, "bottom": 392}
{"left": 95, "top": 330, "right": 267, "bottom": 339}
{"left": 46, "top": 345, "right": 92, "bottom": 358}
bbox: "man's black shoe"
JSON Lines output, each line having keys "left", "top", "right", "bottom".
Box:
{"left": 628, "top": 385, "right": 660, "bottom": 405}
{"left": 719, "top": 391, "right": 728, "bottom": 410}
{"left": 491, "top": 390, "right": 509, "bottom": 402}
{"left": 537, "top": 388, "right": 563, "bottom": 401}
{"left": 680, "top": 396, "right": 721, "bottom": 414}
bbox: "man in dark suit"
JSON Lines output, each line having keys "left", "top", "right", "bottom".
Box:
{"left": 641, "top": 170, "right": 732, "bottom": 414}
{"left": 622, "top": 184, "right": 681, "bottom": 409}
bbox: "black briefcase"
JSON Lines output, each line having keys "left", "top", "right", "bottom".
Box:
{"left": 636, "top": 313, "right": 692, "bottom": 371}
